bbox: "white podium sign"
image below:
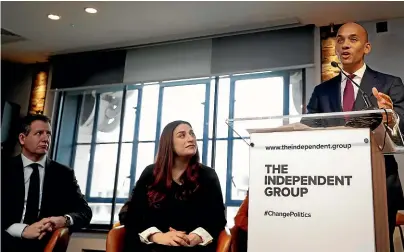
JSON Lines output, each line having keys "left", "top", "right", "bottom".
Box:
{"left": 248, "top": 128, "right": 376, "bottom": 252}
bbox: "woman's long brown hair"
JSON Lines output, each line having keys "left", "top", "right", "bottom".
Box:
{"left": 147, "top": 120, "right": 200, "bottom": 207}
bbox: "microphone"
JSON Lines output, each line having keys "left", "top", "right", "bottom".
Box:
{"left": 331, "top": 61, "right": 374, "bottom": 109}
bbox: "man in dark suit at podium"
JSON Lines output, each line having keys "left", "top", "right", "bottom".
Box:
{"left": 1, "top": 114, "right": 92, "bottom": 252}
{"left": 307, "top": 22, "right": 404, "bottom": 251}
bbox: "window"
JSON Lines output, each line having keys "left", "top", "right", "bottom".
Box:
{"left": 138, "top": 85, "right": 159, "bottom": 141}
{"left": 226, "top": 206, "right": 241, "bottom": 228}
{"left": 58, "top": 88, "right": 141, "bottom": 225}
{"left": 161, "top": 84, "right": 206, "bottom": 139}
{"left": 225, "top": 71, "right": 303, "bottom": 208}
{"left": 53, "top": 69, "right": 304, "bottom": 228}
{"left": 289, "top": 70, "right": 304, "bottom": 123}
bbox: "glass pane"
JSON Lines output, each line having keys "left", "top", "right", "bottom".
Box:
{"left": 72, "top": 144, "right": 91, "bottom": 194}
{"left": 89, "top": 202, "right": 112, "bottom": 225}
{"left": 214, "top": 78, "right": 230, "bottom": 138}
{"left": 206, "top": 140, "right": 213, "bottom": 168}
{"left": 135, "top": 142, "right": 156, "bottom": 184}
{"left": 116, "top": 143, "right": 133, "bottom": 199}
{"left": 289, "top": 70, "right": 303, "bottom": 123}
{"left": 90, "top": 202, "right": 126, "bottom": 224}
{"left": 207, "top": 140, "right": 228, "bottom": 201}
{"left": 138, "top": 85, "right": 159, "bottom": 141}
{"left": 234, "top": 77, "right": 284, "bottom": 137}
{"left": 197, "top": 140, "right": 203, "bottom": 163}
{"left": 77, "top": 92, "right": 96, "bottom": 143}
{"left": 96, "top": 91, "right": 124, "bottom": 143}
{"left": 231, "top": 140, "right": 249, "bottom": 201}
{"left": 122, "top": 89, "right": 139, "bottom": 142}
{"left": 208, "top": 79, "right": 216, "bottom": 138}
{"left": 161, "top": 84, "right": 206, "bottom": 139}
{"left": 226, "top": 206, "right": 240, "bottom": 228}
{"left": 113, "top": 203, "right": 125, "bottom": 224}
{"left": 90, "top": 144, "right": 118, "bottom": 197}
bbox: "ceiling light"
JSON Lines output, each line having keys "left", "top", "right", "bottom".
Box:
{"left": 48, "top": 14, "right": 61, "bottom": 20}
{"left": 85, "top": 7, "right": 97, "bottom": 14}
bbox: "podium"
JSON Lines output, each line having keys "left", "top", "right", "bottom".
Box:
{"left": 226, "top": 109, "right": 404, "bottom": 252}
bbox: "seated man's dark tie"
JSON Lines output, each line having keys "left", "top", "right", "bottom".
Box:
{"left": 24, "top": 163, "right": 40, "bottom": 225}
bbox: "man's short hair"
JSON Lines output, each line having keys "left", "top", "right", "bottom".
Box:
{"left": 19, "top": 114, "right": 51, "bottom": 135}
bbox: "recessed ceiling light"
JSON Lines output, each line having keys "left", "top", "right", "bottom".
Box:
{"left": 85, "top": 7, "right": 97, "bottom": 14}
{"left": 48, "top": 14, "right": 61, "bottom": 20}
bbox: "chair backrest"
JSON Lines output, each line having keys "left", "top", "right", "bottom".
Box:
{"left": 229, "top": 226, "right": 239, "bottom": 252}
{"left": 106, "top": 225, "right": 126, "bottom": 252}
{"left": 229, "top": 226, "right": 248, "bottom": 252}
{"left": 397, "top": 212, "right": 404, "bottom": 226}
{"left": 44, "top": 228, "right": 71, "bottom": 252}
{"left": 217, "top": 227, "right": 232, "bottom": 252}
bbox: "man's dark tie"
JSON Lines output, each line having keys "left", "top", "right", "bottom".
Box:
{"left": 343, "top": 74, "right": 356, "bottom": 112}
{"left": 24, "top": 163, "right": 40, "bottom": 225}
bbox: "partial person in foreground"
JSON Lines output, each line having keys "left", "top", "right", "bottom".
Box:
{"left": 1, "top": 114, "right": 93, "bottom": 252}
{"left": 123, "top": 120, "right": 226, "bottom": 252}
{"left": 232, "top": 191, "right": 249, "bottom": 252}
{"left": 306, "top": 22, "right": 404, "bottom": 251}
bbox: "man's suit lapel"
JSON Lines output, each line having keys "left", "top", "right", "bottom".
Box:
{"left": 353, "top": 67, "right": 380, "bottom": 110}
{"left": 12, "top": 155, "right": 26, "bottom": 220}
{"left": 40, "top": 157, "right": 53, "bottom": 216}
{"left": 330, "top": 74, "right": 343, "bottom": 112}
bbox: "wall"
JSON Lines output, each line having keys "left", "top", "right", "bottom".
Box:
{"left": 361, "top": 18, "right": 404, "bottom": 81}
{"left": 1, "top": 61, "right": 56, "bottom": 155}
{"left": 1, "top": 60, "right": 33, "bottom": 117}
{"left": 1, "top": 61, "right": 34, "bottom": 155}
{"left": 1, "top": 61, "right": 55, "bottom": 119}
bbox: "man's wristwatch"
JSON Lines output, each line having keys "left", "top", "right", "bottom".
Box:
{"left": 64, "top": 215, "right": 72, "bottom": 227}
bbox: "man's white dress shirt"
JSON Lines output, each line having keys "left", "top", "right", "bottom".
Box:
{"left": 340, "top": 63, "right": 367, "bottom": 105}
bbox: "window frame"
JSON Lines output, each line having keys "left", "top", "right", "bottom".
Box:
{"left": 224, "top": 70, "right": 296, "bottom": 207}
{"left": 155, "top": 78, "right": 212, "bottom": 164}
{"left": 54, "top": 78, "right": 213, "bottom": 228}
{"left": 51, "top": 69, "right": 305, "bottom": 230}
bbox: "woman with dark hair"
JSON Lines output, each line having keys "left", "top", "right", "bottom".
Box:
{"left": 123, "top": 120, "right": 226, "bottom": 252}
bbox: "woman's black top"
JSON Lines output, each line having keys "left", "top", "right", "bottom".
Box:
{"left": 123, "top": 164, "right": 227, "bottom": 252}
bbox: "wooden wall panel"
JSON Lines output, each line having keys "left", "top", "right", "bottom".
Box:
{"left": 320, "top": 24, "right": 342, "bottom": 82}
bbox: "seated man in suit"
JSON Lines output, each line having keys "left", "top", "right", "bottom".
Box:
{"left": 1, "top": 114, "right": 93, "bottom": 252}
{"left": 307, "top": 22, "right": 404, "bottom": 252}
